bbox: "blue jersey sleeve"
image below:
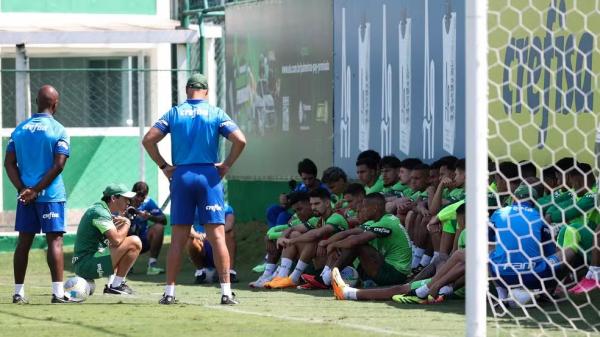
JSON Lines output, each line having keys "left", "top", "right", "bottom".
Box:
{"left": 54, "top": 128, "right": 70, "bottom": 157}
{"left": 224, "top": 204, "right": 234, "bottom": 216}
{"left": 218, "top": 110, "right": 239, "bottom": 138}
{"left": 153, "top": 109, "right": 173, "bottom": 134}
{"left": 143, "top": 198, "right": 164, "bottom": 216}
{"left": 6, "top": 138, "right": 15, "bottom": 153}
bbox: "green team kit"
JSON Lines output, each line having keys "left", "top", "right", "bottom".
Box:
{"left": 360, "top": 214, "right": 412, "bottom": 285}
{"left": 72, "top": 201, "right": 116, "bottom": 279}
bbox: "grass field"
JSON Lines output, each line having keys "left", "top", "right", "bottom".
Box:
{"left": 0, "top": 222, "right": 597, "bottom": 337}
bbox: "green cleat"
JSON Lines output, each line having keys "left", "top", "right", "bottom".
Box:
{"left": 147, "top": 265, "right": 165, "bottom": 275}
{"left": 252, "top": 263, "right": 266, "bottom": 274}
{"left": 391, "top": 294, "right": 434, "bottom": 304}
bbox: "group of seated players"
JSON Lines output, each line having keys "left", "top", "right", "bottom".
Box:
{"left": 249, "top": 152, "right": 600, "bottom": 307}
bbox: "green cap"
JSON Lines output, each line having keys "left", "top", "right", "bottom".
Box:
{"left": 186, "top": 73, "right": 208, "bottom": 90}
{"left": 103, "top": 183, "right": 136, "bottom": 198}
{"left": 514, "top": 183, "right": 538, "bottom": 200}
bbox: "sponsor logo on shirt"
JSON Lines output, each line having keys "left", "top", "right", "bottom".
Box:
{"left": 23, "top": 123, "right": 49, "bottom": 132}
{"left": 206, "top": 204, "right": 223, "bottom": 212}
{"left": 57, "top": 140, "right": 69, "bottom": 150}
{"left": 97, "top": 263, "right": 104, "bottom": 277}
{"left": 42, "top": 212, "right": 60, "bottom": 219}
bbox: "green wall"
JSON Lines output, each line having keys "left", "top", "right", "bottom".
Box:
{"left": 3, "top": 136, "right": 158, "bottom": 211}
{"left": 1, "top": 0, "right": 156, "bottom": 15}
{"left": 227, "top": 180, "right": 289, "bottom": 222}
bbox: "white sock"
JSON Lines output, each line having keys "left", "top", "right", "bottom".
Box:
{"left": 415, "top": 284, "right": 430, "bottom": 298}
{"left": 343, "top": 286, "right": 358, "bottom": 300}
{"left": 587, "top": 266, "right": 600, "bottom": 281}
{"left": 194, "top": 269, "right": 204, "bottom": 277}
{"left": 262, "top": 263, "right": 277, "bottom": 277}
{"left": 107, "top": 274, "right": 115, "bottom": 287}
{"left": 321, "top": 266, "right": 332, "bottom": 286}
{"left": 165, "top": 284, "right": 175, "bottom": 297}
{"left": 111, "top": 276, "right": 124, "bottom": 288}
{"left": 420, "top": 254, "right": 432, "bottom": 267}
{"left": 412, "top": 247, "right": 425, "bottom": 269}
{"left": 496, "top": 286, "right": 508, "bottom": 300}
{"left": 432, "top": 251, "right": 440, "bottom": 262}
{"left": 439, "top": 285, "right": 454, "bottom": 296}
{"left": 290, "top": 260, "right": 309, "bottom": 284}
{"left": 148, "top": 258, "right": 158, "bottom": 266}
{"left": 15, "top": 284, "right": 24, "bottom": 297}
{"left": 52, "top": 282, "right": 64, "bottom": 298}
{"left": 221, "top": 283, "right": 232, "bottom": 297}
{"left": 278, "top": 258, "right": 293, "bottom": 277}
{"left": 230, "top": 269, "right": 237, "bottom": 275}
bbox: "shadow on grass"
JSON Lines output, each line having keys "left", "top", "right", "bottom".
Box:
{"left": 0, "top": 308, "right": 132, "bottom": 337}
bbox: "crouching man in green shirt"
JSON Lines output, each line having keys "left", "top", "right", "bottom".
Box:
{"left": 72, "top": 183, "right": 142, "bottom": 295}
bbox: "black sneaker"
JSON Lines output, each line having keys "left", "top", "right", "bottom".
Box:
{"left": 220, "top": 292, "right": 239, "bottom": 305}
{"left": 158, "top": 293, "right": 177, "bottom": 305}
{"left": 51, "top": 294, "right": 78, "bottom": 303}
{"left": 12, "top": 294, "right": 28, "bottom": 304}
{"left": 230, "top": 272, "right": 239, "bottom": 283}
{"left": 195, "top": 273, "right": 207, "bottom": 284}
{"left": 103, "top": 283, "right": 132, "bottom": 295}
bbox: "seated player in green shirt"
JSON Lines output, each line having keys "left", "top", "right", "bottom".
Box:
{"left": 321, "top": 166, "right": 349, "bottom": 210}
{"left": 394, "top": 163, "right": 430, "bottom": 226}
{"left": 385, "top": 158, "right": 423, "bottom": 214}
{"left": 356, "top": 150, "right": 384, "bottom": 194}
{"left": 266, "top": 188, "right": 348, "bottom": 289}
{"left": 332, "top": 203, "right": 467, "bottom": 302}
{"left": 317, "top": 193, "right": 412, "bottom": 290}
{"left": 249, "top": 191, "right": 315, "bottom": 288}
{"left": 380, "top": 155, "right": 407, "bottom": 197}
{"left": 340, "top": 183, "right": 367, "bottom": 229}
{"left": 72, "top": 184, "right": 142, "bottom": 295}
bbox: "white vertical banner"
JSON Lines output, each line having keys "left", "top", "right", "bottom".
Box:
{"left": 398, "top": 17, "right": 412, "bottom": 156}
{"left": 358, "top": 20, "right": 370, "bottom": 153}
{"left": 442, "top": 11, "right": 457, "bottom": 155}
{"left": 465, "top": 0, "right": 489, "bottom": 336}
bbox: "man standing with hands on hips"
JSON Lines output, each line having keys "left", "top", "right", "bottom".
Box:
{"left": 143, "top": 73, "right": 246, "bottom": 305}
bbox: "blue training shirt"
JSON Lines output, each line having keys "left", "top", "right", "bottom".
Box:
{"left": 153, "top": 99, "right": 239, "bottom": 165}
{"left": 132, "top": 198, "right": 165, "bottom": 229}
{"left": 6, "top": 112, "right": 69, "bottom": 202}
{"left": 489, "top": 202, "right": 555, "bottom": 274}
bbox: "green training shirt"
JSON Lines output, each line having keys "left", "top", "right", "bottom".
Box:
{"left": 364, "top": 175, "right": 384, "bottom": 194}
{"left": 73, "top": 201, "right": 115, "bottom": 262}
{"left": 360, "top": 214, "right": 412, "bottom": 275}
{"left": 305, "top": 213, "right": 348, "bottom": 233}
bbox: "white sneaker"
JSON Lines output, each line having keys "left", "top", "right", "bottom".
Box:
{"left": 509, "top": 287, "right": 534, "bottom": 307}
{"left": 249, "top": 274, "right": 274, "bottom": 288}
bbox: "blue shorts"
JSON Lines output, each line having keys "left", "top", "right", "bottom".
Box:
{"left": 15, "top": 201, "right": 65, "bottom": 233}
{"left": 138, "top": 226, "right": 150, "bottom": 254}
{"left": 490, "top": 255, "right": 561, "bottom": 289}
{"left": 170, "top": 164, "right": 224, "bottom": 226}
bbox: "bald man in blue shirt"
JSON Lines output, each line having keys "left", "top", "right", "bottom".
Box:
{"left": 4, "top": 85, "right": 71, "bottom": 304}
{"left": 143, "top": 73, "right": 246, "bottom": 305}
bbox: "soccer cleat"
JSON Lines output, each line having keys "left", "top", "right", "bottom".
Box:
{"left": 568, "top": 278, "right": 600, "bottom": 294}
{"left": 51, "top": 294, "right": 80, "bottom": 304}
{"left": 252, "top": 263, "right": 266, "bottom": 274}
{"left": 263, "top": 276, "right": 284, "bottom": 289}
{"left": 301, "top": 274, "right": 329, "bottom": 289}
{"left": 265, "top": 276, "right": 297, "bottom": 289}
{"left": 427, "top": 295, "right": 446, "bottom": 304}
{"left": 220, "top": 293, "right": 239, "bottom": 305}
{"left": 331, "top": 267, "right": 348, "bottom": 300}
{"left": 103, "top": 283, "right": 133, "bottom": 295}
{"left": 159, "top": 294, "right": 177, "bottom": 305}
{"left": 147, "top": 264, "right": 165, "bottom": 275}
{"left": 391, "top": 294, "right": 434, "bottom": 304}
{"left": 249, "top": 274, "right": 273, "bottom": 288}
{"left": 12, "top": 294, "right": 28, "bottom": 304}
{"left": 230, "top": 272, "right": 239, "bottom": 284}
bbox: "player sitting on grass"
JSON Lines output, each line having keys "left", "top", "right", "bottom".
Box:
{"left": 72, "top": 184, "right": 142, "bottom": 295}
{"left": 129, "top": 181, "right": 167, "bottom": 275}
{"left": 315, "top": 193, "right": 412, "bottom": 289}
{"left": 187, "top": 204, "right": 238, "bottom": 283}
{"left": 568, "top": 224, "right": 600, "bottom": 293}
{"left": 249, "top": 192, "right": 315, "bottom": 288}
{"left": 380, "top": 155, "right": 407, "bottom": 197}
{"left": 265, "top": 188, "right": 348, "bottom": 289}
{"left": 321, "top": 166, "right": 349, "bottom": 210}
{"left": 331, "top": 202, "right": 467, "bottom": 303}
{"left": 355, "top": 150, "right": 383, "bottom": 194}
{"left": 339, "top": 183, "right": 367, "bottom": 228}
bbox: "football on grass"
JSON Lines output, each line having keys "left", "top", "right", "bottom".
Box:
{"left": 340, "top": 266, "right": 360, "bottom": 287}
{"left": 64, "top": 276, "right": 91, "bottom": 302}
